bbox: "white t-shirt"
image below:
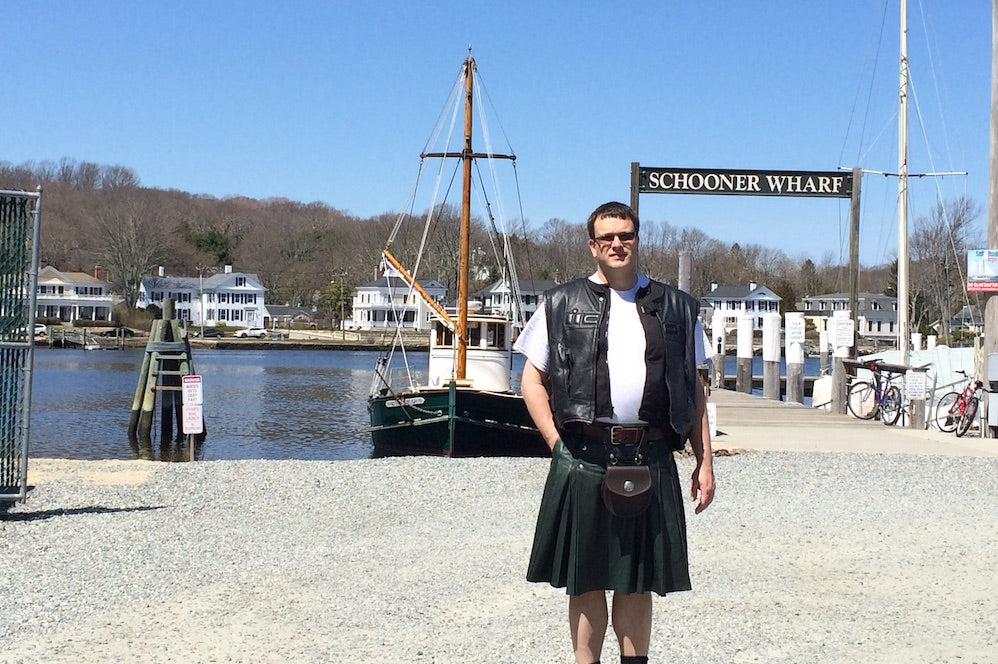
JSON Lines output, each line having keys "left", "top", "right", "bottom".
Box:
{"left": 513, "top": 274, "right": 707, "bottom": 423}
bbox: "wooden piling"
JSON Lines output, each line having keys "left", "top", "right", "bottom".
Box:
{"left": 762, "top": 313, "right": 781, "bottom": 400}
{"left": 735, "top": 315, "right": 753, "bottom": 394}
{"left": 128, "top": 299, "right": 203, "bottom": 457}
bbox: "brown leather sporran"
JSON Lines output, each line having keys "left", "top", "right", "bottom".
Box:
{"left": 600, "top": 465, "right": 653, "bottom": 518}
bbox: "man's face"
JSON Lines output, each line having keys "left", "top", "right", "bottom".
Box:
{"left": 589, "top": 214, "right": 639, "bottom": 272}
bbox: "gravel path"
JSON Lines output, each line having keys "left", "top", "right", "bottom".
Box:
{"left": 2, "top": 452, "right": 996, "bottom": 663}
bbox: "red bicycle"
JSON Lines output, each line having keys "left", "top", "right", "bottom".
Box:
{"left": 933, "top": 370, "right": 983, "bottom": 437}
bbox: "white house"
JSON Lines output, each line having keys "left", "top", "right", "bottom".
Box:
{"left": 35, "top": 266, "right": 115, "bottom": 322}
{"left": 137, "top": 266, "right": 268, "bottom": 328}
{"left": 943, "top": 304, "right": 982, "bottom": 335}
{"left": 474, "top": 277, "right": 558, "bottom": 321}
{"left": 701, "top": 281, "right": 782, "bottom": 330}
{"left": 352, "top": 273, "right": 447, "bottom": 331}
{"left": 796, "top": 292, "right": 897, "bottom": 343}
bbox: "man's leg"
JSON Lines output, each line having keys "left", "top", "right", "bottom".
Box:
{"left": 569, "top": 590, "right": 608, "bottom": 664}
{"left": 611, "top": 592, "right": 652, "bottom": 657}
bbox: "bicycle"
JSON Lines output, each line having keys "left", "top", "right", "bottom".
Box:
{"left": 847, "top": 360, "right": 903, "bottom": 425}
{"left": 932, "top": 370, "right": 983, "bottom": 437}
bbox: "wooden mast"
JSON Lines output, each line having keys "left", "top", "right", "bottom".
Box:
{"left": 456, "top": 56, "right": 474, "bottom": 380}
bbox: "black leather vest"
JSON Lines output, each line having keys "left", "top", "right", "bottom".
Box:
{"left": 544, "top": 277, "right": 699, "bottom": 438}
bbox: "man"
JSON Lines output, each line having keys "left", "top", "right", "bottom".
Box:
{"left": 514, "top": 201, "right": 714, "bottom": 664}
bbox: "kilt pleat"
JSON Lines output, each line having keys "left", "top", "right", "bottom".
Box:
{"left": 526, "top": 438, "right": 692, "bottom": 596}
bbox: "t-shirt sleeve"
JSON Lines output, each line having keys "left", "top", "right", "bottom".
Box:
{"left": 513, "top": 304, "right": 549, "bottom": 372}
{"left": 694, "top": 319, "right": 708, "bottom": 365}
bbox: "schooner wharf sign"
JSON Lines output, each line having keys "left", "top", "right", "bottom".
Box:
{"left": 637, "top": 166, "right": 853, "bottom": 199}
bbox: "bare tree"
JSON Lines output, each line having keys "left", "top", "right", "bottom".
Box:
{"left": 93, "top": 187, "right": 172, "bottom": 308}
{"left": 639, "top": 219, "right": 679, "bottom": 284}
{"left": 910, "top": 196, "right": 981, "bottom": 340}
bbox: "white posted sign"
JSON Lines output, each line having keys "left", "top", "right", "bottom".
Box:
{"left": 785, "top": 315, "right": 806, "bottom": 345}
{"left": 182, "top": 375, "right": 203, "bottom": 405}
{"left": 182, "top": 405, "right": 204, "bottom": 435}
{"left": 905, "top": 370, "right": 927, "bottom": 400}
{"left": 182, "top": 375, "right": 204, "bottom": 435}
{"left": 834, "top": 319, "right": 855, "bottom": 348}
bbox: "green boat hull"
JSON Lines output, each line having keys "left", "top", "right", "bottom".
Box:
{"left": 369, "top": 384, "right": 547, "bottom": 457}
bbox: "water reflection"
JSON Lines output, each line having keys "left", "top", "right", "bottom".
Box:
{"left": 29, "top": 348, "right": 403, "bottom": 461}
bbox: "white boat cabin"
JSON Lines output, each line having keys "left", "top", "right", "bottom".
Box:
{"left": 427, "top": 313, "right": 513, "bottom": 392}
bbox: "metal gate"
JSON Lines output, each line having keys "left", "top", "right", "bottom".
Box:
{"left": 1, "top": 189, "right": 42, "bottom": 504}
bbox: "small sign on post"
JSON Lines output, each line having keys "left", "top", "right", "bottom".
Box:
{"left": 834, "top": 318, "right": 855, "bottom": 349}
{"left": 182, "top": 375, "right": 203, "bottom": 406}
{"left": 905, "top": 369, "right": 927, "bottom": 400}
{"left": 785, "top": 315, "right": 806, "bottom": 346}
{"left": 181, "top": 376, "right": 204, "bottom": 458}
{"left": 182, "top": 405, "right": 204, "bottom": 435}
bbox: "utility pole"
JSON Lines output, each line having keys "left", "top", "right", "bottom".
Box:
{"left": 986, "top": 0, "right": 998, "bottom": 362}
{"left": 984, "top": 0, "right": 998, "bottom": 439}
{"left": 338, "top": 271, "right": 347, "bottom": 340}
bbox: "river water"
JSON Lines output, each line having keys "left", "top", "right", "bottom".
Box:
{"left": 26, "top": 348, "right": 820, "bottom": 461}
{"left": 28, "top": 348, "right": 402, "bottom": 461}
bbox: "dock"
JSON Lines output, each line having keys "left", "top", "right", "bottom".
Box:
{"left": 708, "top": 388, "right": 997, "bottom": 457}
{"left": 719, "top": 374, "right": 818, "bottom": 396}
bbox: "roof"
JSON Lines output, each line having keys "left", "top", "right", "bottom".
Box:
{"left": 359, "top": 276, "right": 446, "bottom": 290}
{"left": 475, "top": 277, "right": 559, "bottom": 298}
{"left": 37, "top": 266, "right": 109, "bottom": 285}
{"left": 800, "top": 291, "right": 894, "bottom": 301}
{"left": 267, "top": 305, "right": 313, "bottom": 319}
{"left": 703, "top": 284, "right": 781, "bottom": 300}
{"left": 141, "top": 272, "right": 266, "bottom": 291}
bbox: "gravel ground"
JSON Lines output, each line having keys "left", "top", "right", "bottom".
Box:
{"left": 1, "top": 452, "right": 997, "bottom": 664}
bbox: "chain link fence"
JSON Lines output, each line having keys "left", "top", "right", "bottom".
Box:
{"left": 1, "top": 189, "right": 42, "bottom": 504}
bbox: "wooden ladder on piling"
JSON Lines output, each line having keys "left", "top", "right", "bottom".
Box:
{"left": 128, "top": 304, "right": 204, "bottom": 452}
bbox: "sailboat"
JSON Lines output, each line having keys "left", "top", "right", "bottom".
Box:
{"left": 367, "top": 55, "right": 548, "bottom": 457}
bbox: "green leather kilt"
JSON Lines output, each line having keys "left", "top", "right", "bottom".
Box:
{"left": 526, "top": 435, "right": 692, "bottom": 596}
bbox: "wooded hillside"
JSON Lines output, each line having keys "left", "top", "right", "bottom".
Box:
{"left": 3, "top": 158, "right": 980, "bottom": 334}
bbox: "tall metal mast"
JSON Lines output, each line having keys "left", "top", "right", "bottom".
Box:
{"left": 897, "top": 0, "right": 911, "bottom": 366}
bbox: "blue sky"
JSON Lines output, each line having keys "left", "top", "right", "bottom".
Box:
{"left": 1, "top": 1, "right": 991, "bottom": 266}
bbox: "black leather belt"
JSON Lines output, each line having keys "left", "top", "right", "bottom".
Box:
{"left": 565, "top": 422, "right": 668, "bottom": 445}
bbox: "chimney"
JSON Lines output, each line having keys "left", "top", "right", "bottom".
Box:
{"left": 158, "top": 266, "right": 165, "bottom": 277}
{"left": 93, "top": 265, "right": 102, "bottom": 280}
{"left": 224, "top": 265, "right": 233, "bottom": 274}
{"left": 554, "top": 270, "right": 562, "bottom": 284}
{"left": 749, "top": 280, "right": 757, "bottom": 291}
{"left": 710, "top": 281, "right": 718, "bottom": 292}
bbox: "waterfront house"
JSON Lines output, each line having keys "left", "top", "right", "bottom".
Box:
{"left": 268, "top": 305, "right": 314, "bottom": 328}
{"left": 352, "top": 269, "right": 447, "bottom": 331}
{"left": 35, "top": 265, "right": 115, "bottom": 322}
{"left": 474, "top": 277, "right": 558, "bottom": 321}
{"left": 936, "top": 304, "right": 982, "bottom": 335}
{"left": 701, "top": 281, "right": 782, "bottom": 331}
{"left": 796, "top": 292, "right": 897, "bottom": 343}
{"left": 137, "top": 266, "right": 268, "bottom": 328}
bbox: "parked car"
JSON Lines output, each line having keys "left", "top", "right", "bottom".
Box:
{"left": 97, "top": 327, "right": 134, "bottom": 337}
{"left": 193, "top": 327, "right": 224, "bottom": 338}
{"left": 234, "top": 327, "right": 268, "bottom": 339}
{"left": 34, "top": 323, "right": 48, "bottom": 337}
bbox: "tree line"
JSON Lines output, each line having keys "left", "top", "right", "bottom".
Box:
{"left": 1, "top": 158, "right": 984, "bottom": 339}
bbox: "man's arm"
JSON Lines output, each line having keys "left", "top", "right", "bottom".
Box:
{"left": 687, "top": 380, "right": 715, "bottom": 514}
{"left": 520, "top": 360, "right": 560, "bottom": 450}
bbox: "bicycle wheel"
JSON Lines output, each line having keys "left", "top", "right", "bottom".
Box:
{"left": 932, "top": 392, "right": 960, "bottom": 432}
{"left": 880, "top": 385, "right": 902, "bottom": 425}
{"left": 847, "top": 381, "right": 878, "bottom": 419}
{"left": 956, "top": 396, "right": 979, "bottom": 437}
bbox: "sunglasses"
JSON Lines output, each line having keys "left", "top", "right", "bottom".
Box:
{"left": 592, "top": 231, "right": 637, "bottom": 244}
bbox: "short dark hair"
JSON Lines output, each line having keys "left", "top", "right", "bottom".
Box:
{"left": 586, "top": 201, "right": 640, "bottom": 239}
